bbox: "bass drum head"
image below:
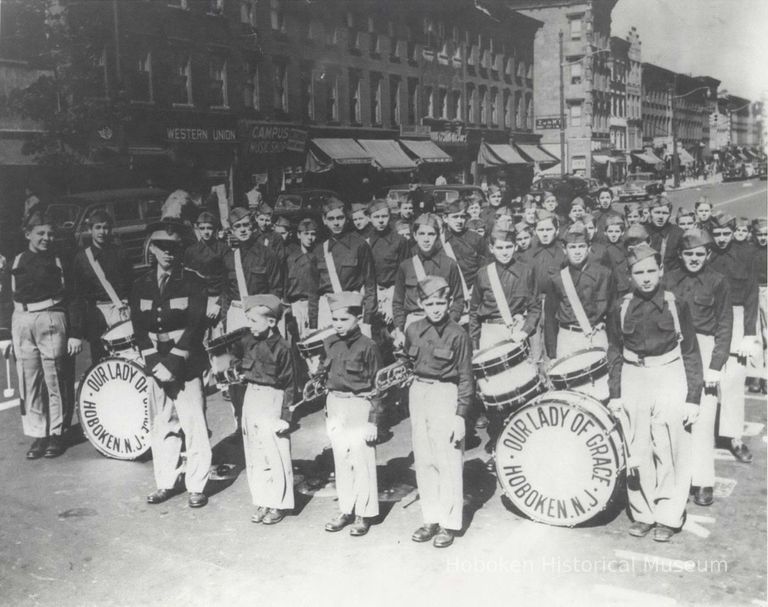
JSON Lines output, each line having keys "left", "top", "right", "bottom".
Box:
{"left": 495, "top": 390, "right": 624, "bottom": 527}
{"left": 76, "top": 357, "right": 152, "bottom": 461}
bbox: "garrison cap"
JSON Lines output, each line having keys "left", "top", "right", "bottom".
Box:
{"left": 694, "top": 196, "right": 712, "bottom": 208}
{"left": 394, "top": 219, "right": 412, "bottom": 234}
{"left": 256, "top": 202, "right": 273, "bottom": 216}
{"left": 444, "top": 198, "right": 468, "bottom": 215}
{"left": 535, "top": 209, "right": 558, "bottom": 226}
{"left": 24, "top": 210, "right": 55, "bottom": 230}
{"left": 413, "top": 212, "right": 441, "bottom": 231}
{"left": 680, "top": 227, "right": 712, "bottom": 250}
{"left": 368, "top": 199, "right": 389, "bottom": 214}
{"left": 570, "top": 197, "right": 586, "bottom": 209}
{"left": 710, "top": 212, "right": 735, "bottom": 229}
{"left": 417, "top": 275, "right": 449, "bottom": 299}
{"left": 87, "top": 208, "right": 114, "bottom": 226}
{"left": 604, "top": 214, "right": 625, "bottom": 228}
{"left": 562, "top": 222, "right": 589, "bottom": 243}
{"left": 195, "top": 210, "right": 217, "bottom": 225}
{"left": 627, "top": 242, "right": 659, "bottom": 267}
{"left": 521, "top": 195, "right": 537, "bottom": 210}
{"left": 273, "top": 215, "right": 291, "bottom": 229}
{"left": 327, "top": 291, "right": 363, "bottom": 312}
{"left": 322, "top": 197, "right": 346, "bottom": 215}
{"left": 734, "top": 216, "right": 751, "bottom": 228}
{"left": 351, "top": 202, "right": 369, "bottom": 215}
{"left": 624, "top": 223, "right": 649, "bottom": 245}
{"left": 752, "top": 218, "right": 768, "bottom": 231}
{"left": 229, "top": 207, "right": 251, "bottom": 224}
{"left": 490, "top": 225, "right": 515, "bottom": 243}
{"left": 297, "top": 218, "right": 318, "bottom": 232}
{"left": 648, "top": 196, "right": 671, "bottom": 209}
{"left": 242, "top": 293, "right": 283, "bottom": 317}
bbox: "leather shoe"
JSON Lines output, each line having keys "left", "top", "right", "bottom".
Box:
{"left": 653, "top": 524, "right": 675, "bottom": 542}
{"left": 147, "top": 488, "right": 176, "bottom": 504}
{"left": 694, "top": 486, "right": 714, "bottom": 507}
{"left": 433, "top": 527, "right": 455, "bottom": 548}
{"left": 188, "top": 492, "right": 208, "bottom": 508}
{"left": 26, "top": 438, "right": 47, "bottom": 460}
{"left": 262, "top": 508, "right": 285, "bottom": 525}
{"left": 729, "top": 440, "right": 753, "bottom": 463}
{"left": 628, "top": 521, "right": 654, "bottom": 537}
{"left": 411, "top": 523, "right": 440, "bottom": 543}
{"left": 251, "top": 507, "right": 266, "bottom": 523}
{"left": 325, "top": 512, "right": 353, "bottom": 532}
{"left": 43, "top": 436, "right": 65, "bottom": 458}
{"left": 349, "top": 516, "right": 370, "bottom": 536}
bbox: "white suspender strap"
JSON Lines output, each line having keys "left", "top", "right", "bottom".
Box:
{"left": 85, "top": 247, "right": 122, "bottom": 306}
{"left": 233, "top": 248, "right": 249, "bottom": 300}
{"left": 664, "top": 291, "right": 683, "bottom": 342}
{"left": 659, "top": 235, "right": 668, "bottom": 269}
{"left": 619, "top": 293, "right": 633, "bottom": 332}
{"left": 11, "top": 253, "right": 21, "bottom": 294}
{"left": 441, "top": 237, "right": 470, "bottom": 302}
{"left": 323, "top": 240, "right": 343, "bottom": 294}
{"left": 487, "top": 262, "right": 514, "bottom": 327}
{"left": 411, "top": 254, "right": 427, "bottom": 282}
{"left": 560, "top": 267, "right": 592, "bottom": 335}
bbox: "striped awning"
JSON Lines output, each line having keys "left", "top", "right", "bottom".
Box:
{"left": 399, "top": 139, "right": 453, "bottom": 163}
{"left": 357, "top": 139, "right": 417, "bottom": 171}
{"left": 311, "top": 138, "right": 371, "bottom": 165}
{"left": 477, "top": 142, "right": 530, "bottom": 167}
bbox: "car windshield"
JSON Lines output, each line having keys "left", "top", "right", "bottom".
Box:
{"left": 47, "top": 204, "right": 82, "bottom": 229}
{"left": 275, "top": 194, "right": 303, "bottom": 209}
{"left": 628, "top": 174, "right": 653, "bottom": 182}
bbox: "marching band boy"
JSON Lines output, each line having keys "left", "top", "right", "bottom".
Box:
{"left": 607, "top": 243, "right": 702, "bottom": 542}
{"left": 406, "top": 276, "right": 473, "bottom": 548}
{"left": 184, "top": 210, "right": 228, "bottom": 332}
{"left": 592, "top": 187, "right": 622, "bottom": 242}
{"left": 241, "top": 294, "right": 296, "bottom": 525}
{"left": 322, "top": 292, "right": 382, "bottom": 537}
{"left": 647, "top": 196, "right": 683, "bottom": 272}
{"left": 285, "top": 218, "right": 319, "bottom": 340}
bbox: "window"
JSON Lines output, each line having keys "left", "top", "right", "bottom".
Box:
{"left": 407, "top": 78, "right": 418, "bottom": 123}
{"left": 171, "top": 52, "right": 192, "bottom": 105}
{"left": 208, "top": 54, "right": 228, "bottom": 107}
{"left": 491, "top": 89, "right": 499, "bottom": 126}
{"left": 243, "top": 61, "right": 260, "bottom": 110}
{"left": 270, "top": 0, "right": 285, "bottom": 32}
{"left": 569, "top": 17, "right": 582, "bottom": 40}
{"left": 390, "top": 77, "right": 401, "bottom": 125}
{"left": 503, "top": 90, "right": 512, "bottom": 128}
{"left": 301, "top": 63, "right": 314, "bottom": 120}
{"left": 240, "top": 0, "right": 255, "bottom": 26}
{"left": 368, "top": 17, "right": 379, "bottom": 55}
{"left": 207, "top": 0, "right": 224, "bottom": 16}
{"left": 570, "top": 62, "right": 582, "bottom": 85}
{"left": 568, "top": 102, "right": 582, "bottom": 127}
{"left": 128, "top": 50, "right": 153, "bottom": 103}
{"left": 168, "top": 0, "right": 188, "bottom": 8}
{"left": 451, "top": 90, "right": 461, "bottom": 120}
{"left": 514, "top": 91, "right": 522, "bottom": 128}
{"left": 273, "top": 60, "right": 287, "bottom": 112}
{"left": 479, "top": 87, "right": 487, "bottom": 124}
{"left": 525, "top": 94, "right": 533, "bottom": 129}
{"left": 326, "top": 73, "right": 338, "bottom": 121}
{"left": 467, "top": 84, "right": 475, "bottom": 123}
{"left": 438, "top": 87, "right": 448, "bottom": 119}
{"left": 516, "top": 60, "right": 526, "bottom": 81}
{"left": 371, "top": 74, "right": 382, "bottom": 124}
{"left": 424, "top": 85, "right": 434, "bottom": 117}
{"left": 349, "top": 70, "right": 361, "bottom": 123}
{"left": 505, "top": 56, "right": 514, "bottom": 77}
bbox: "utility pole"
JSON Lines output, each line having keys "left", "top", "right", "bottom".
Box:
{"left": 670, "top": 76, "right": 680, "bottom": 188}
{"left": 559, "top": 31, "right": 566, "bottom": 177}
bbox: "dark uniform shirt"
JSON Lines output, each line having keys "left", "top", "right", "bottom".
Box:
{"left": 72, "top": 243, "right": 133, "bottom": 303}
{"left": 588, "top": 242, "right": 611, "bottom": 267}
{"left": 257, "top": 229, "right": 286, "bottom": 263}
{"left": 663, "top": 266, "right": 733, "bottom": 372}
{"left": 647, "top": 222, "right": 683, "bottom": 273}
{"left": 469, "top": 258, "right": 540, "bottom": 347}
{"left": 285, "top": 243, "right": 318, "bottom": 303}
{"left": 323, "top": 326, "right": 383, "bottom": 425}
{"left": 544, "top": 261, "right": 616, "bottom": 358}
{"left": 241, "top": 330, "right": 295, "bottom": 421}
{"left": 710, "top": 243, "right": 759, "bottom": 335}
{"left": 310, "top": 232, "right": 377, "bottom": 326}
{"left": 130, "top": 266, "right": 208, "bottom": 381}
{"left": 222, "top": 238, "right": 284, "bottom": 316}
{"left": 183, "top": 239, "right": 228, "bottom": 297}
{"left": 606, "top": 288, "right": 703, "bottom": 403}
{"left": 604, "top": 241, "right": 632, "bottom": 297}
{"left": 368, "top": 228, "right": 410, "bottom": 288}
{"left": 750, "top": 244, "right": 767, "bottom": 287}
{"left": 592, "top": 207, "right": 623, "bottom": 242}
{"left": 405, "top": 317, "right": 474, "bottom": 417}
{"left": 8, "top": 250, "right": 83, "bottom": 339}
{"left": 392, "top": 248, "right": 464, "bottom": 330}
{"left": 480, "top": 204, "right": 508, "bottom": 234}
{"left": 528, "top": 243, "right": 567, "bottom": 295}
{"left": 444, "top": 228, "right": 488, "bottom": 291}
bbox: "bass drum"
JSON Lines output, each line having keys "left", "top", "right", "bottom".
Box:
{"left": 495, "top": 390, "right": 625, "bottom": 527}
{"left": 76, "top": 357, "right": 152, "bottom": 461}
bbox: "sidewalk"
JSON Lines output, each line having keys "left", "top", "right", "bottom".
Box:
{"left": 665, "top": 173, "right": 723, "bottom": 191}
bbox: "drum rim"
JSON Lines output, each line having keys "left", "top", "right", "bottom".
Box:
{"left": 205, "top": 326, "right": 250, "bottom": 351}
{"left": 103, "top": 319, "right": 134, "bottom": 334}
{"left": 472, "top": 339, "right": 530, "bottom": 376}
{"left": 547, "top": 347, "right": 609, "bottom": 386}
{"left": 495, "top": 389, "right": 624, "bottom": 527}
{"left": 298, "top": 327, "right": 336, "bottom": 345}
{"left": 479, "top": 375, "right": 544, "bottom": 408}
{"left": 76, "top": 356, "right": 151, "bottom": 460}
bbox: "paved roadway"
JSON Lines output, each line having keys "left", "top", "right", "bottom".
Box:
{"left": 0, "top": 179, "right": 765, "bottom": 607}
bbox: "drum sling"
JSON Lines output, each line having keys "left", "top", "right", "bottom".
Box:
{"left": 85, "top": 247, "right": 123, "bottom": 307}
{"left": 560, "top": 266, "right": 593, "bottom": 336}
{"left": 323, "top": 241, "right": 343, "bottom": 294}
{"left": 487, "top": 262, "right": 515, "bottom": 327}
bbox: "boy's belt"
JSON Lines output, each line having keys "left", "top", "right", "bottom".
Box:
{"left": 623, "top": 346, "right": 681, "bottom": 367}
{"left": 14, "top": 298, "right": 62, "bottom": 312}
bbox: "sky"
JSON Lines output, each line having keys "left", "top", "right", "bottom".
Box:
{"left": 612, "top": 0, "right": 768, "bottom": 101}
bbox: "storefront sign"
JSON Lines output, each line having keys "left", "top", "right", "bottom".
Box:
{"left": 239, "top": 122, "right": 307, "bottom": 155}
{"left": 535, "top": 117, "right": 562, "bottom": 130}
{"left": 165, "top": 126, "right": 236, "bottom": 143}
{"left": 400, "top": 125, "right": 431, "bottom": 138}
{"left": 430, "top": 128, "right": 467, "bottom": 145}
{"left": 286, "top": 128, "right": 308, "bottom": 153}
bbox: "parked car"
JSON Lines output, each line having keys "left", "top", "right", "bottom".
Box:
{"left": 743, "top": 162, "right": 756, "bottom": 178}
{"left": 378, "top": 184, "right": 487, "bottom": 215}
{"left": 46, "top": 187, "right": 170, "bottom": 269}
{"left": 529, "top": 175, "right": 592, "bottom": 212}
{"left": 273, "top": 188, "right": 343, "bottom": 222}
{"left": 722, "top": 164, "right": 748, "bottom": 182}
{"left": 759, "top": 162, "right": 767, "bottom": 181}
{"left": 616, "top": 172, "right": 665, "bottom": 201}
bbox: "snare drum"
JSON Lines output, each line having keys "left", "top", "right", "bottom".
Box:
{"left": 495, "top": 390, "right": 625, "bottom": 527}
{"left": 205, "top": 328, "right": 249, "bottom": 388}
{"left": 297, "top": 327, "right": 336, "bottom": 360}
{"left": 472, "top": 340, "right": 542, "bottom": 412}
{"left": 76, "top": 357, "right": 151, "bottom": 460}
{"left": 101, "top": 320, "right": 138, "bottom": 358}
{"left": 547, "top": 348, "right": 609, "bottom": 402}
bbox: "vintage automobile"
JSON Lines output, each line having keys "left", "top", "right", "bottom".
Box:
{"left": 616, "top": 172, "right": 665, "bottom": 201}
{"left": 272, "top": 188, "right": 342, "bottom": 222}
{"left": 379, "top": 184, "right": 486, "bottom": 215}
{"left": 759, "top": 162, "right": 767, "bottom": 181}
{"left": 529, "top": 175, "right": 593, "bottom": 213}
{"left": 722, "top": 164, "right": 748, "bottom": 182}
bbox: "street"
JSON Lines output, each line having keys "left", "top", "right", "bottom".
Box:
{"left": 0, "top": 180, "right": 766, "bottom": 607}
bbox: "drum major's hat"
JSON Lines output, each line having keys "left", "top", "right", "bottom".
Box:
{"left": 680, "top": 227, "right": 712, "bottom": 250}
{"left": 417, "top": 275, "right": 449, "bottom": 299}
{"left": 367, "top": 199, "right": 389, "bottom": 214}
{"left": 229, "top": 206, "right": 250, "bottom": 225}
{"left": 627, "top": 242, "right": 658, "bottom": 267}
{"left": 242, "top": 293, "right": 283, "bottom": 317}
{"left": 327, "top": 291, "right": 364, "bottom": 312}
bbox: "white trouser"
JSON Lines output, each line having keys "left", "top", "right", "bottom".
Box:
{"left": 621, "top": 357, "right": 691, "bottom": 528}
{"left": 409, "top": 379, "right": 464, "bottom": 531}
{"left": 325, "top": 393, "right": 379, "bottom": 517}
{"left": 720, "top": 306, "right": 746, "bottom": 439}
{"left": 291, "top": 300, "right": 310, "bottom": 339}
{"left": 149, "top": 377, "right": 211, "bottom": 493}
{"left": 318, "top": 294, "right": 371, "bottom": 338}
{"left": 478, "top": 322, "right": 515, "bottom": 351}
{"left": 377, "top": 285, "right": 394, "bottom": 325}
{"left": 555, "top": 326, "right": 608, "bottom": 359}
{"left": 242, "top": 384, "right": 294, "bottom": 510}
{"left": 692, "top": 334, "right": 717, "bottom": 486}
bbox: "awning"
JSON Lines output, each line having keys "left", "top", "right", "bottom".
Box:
{"left": 592, "top": 154, "right": 611, "bottom": 164}
{"left": 356, "top": 139, "right": 417, "bottom": 171}
{"left": 677, "top": 148, "right": 695, "bottom": 166}
{"left": 399, "top": 139, "right": 452, "bottom": 164}
{"left": 633, "top": 151, "right": 663, "bottom": 165}
{"left": 477, "top": 142, "right": 530, "bottom": 167}
{"left": 311, "top": 138, "right": 371, "bottom": 165}
{"left": 515, "top": 143, "right": 559, "bottom": 166}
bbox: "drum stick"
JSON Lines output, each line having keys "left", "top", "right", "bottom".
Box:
{"left": 4, "top": 346, "right": 14, "bottom": 398}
